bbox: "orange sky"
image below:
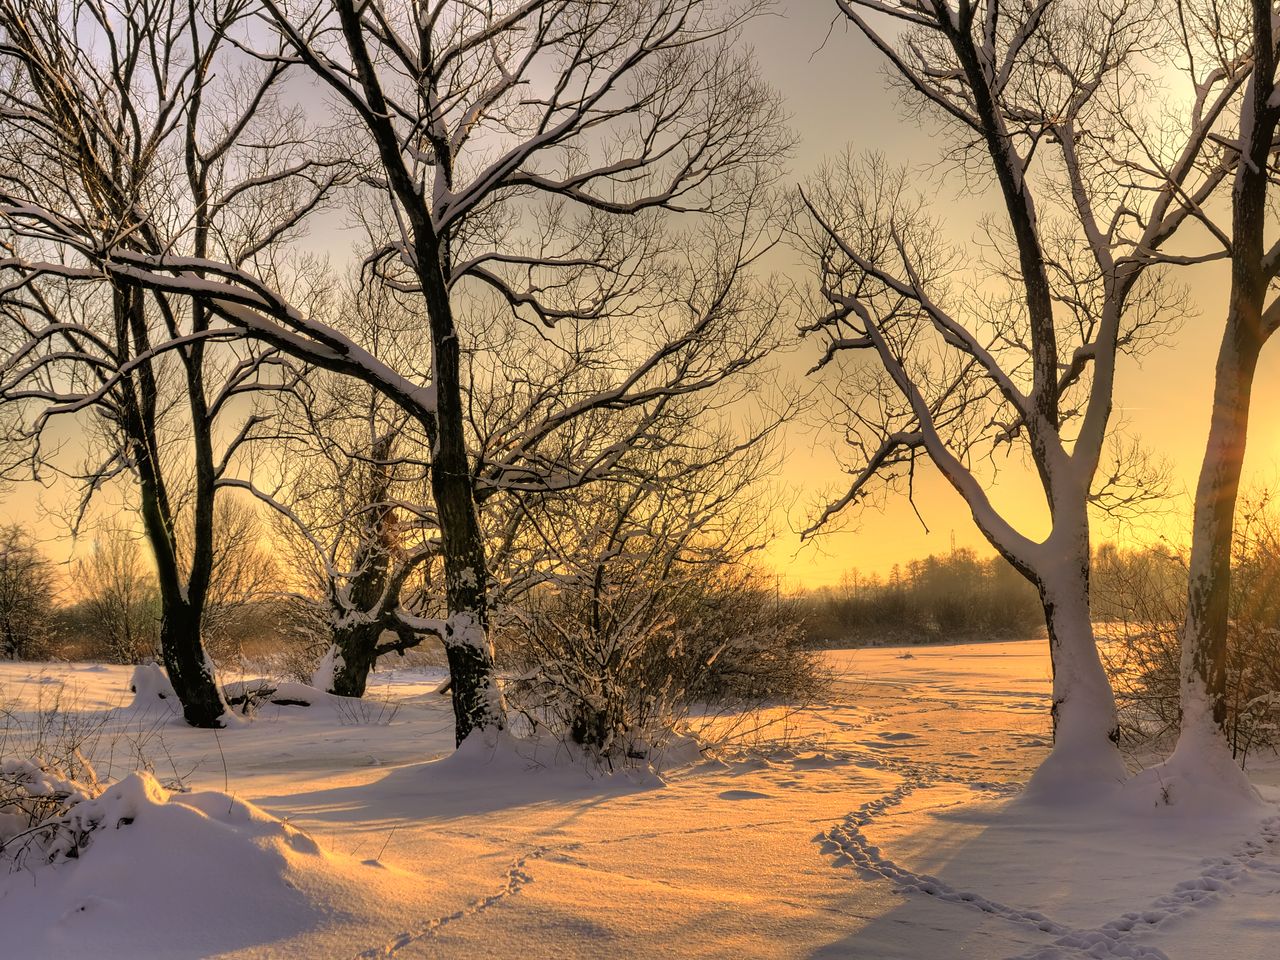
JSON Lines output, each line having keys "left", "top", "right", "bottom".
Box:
{"left": 745, "top": 10, "right": 1280, "bottom": 588}
{"left": 3, "top": 6, "right": 1278, "bottom": 592}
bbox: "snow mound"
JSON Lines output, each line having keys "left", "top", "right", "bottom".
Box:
{"left": 126, "top": 663, "right": 177, "bottom": 710}
{"left": 1119, "top": 729, "right": 1264, "bottom": 816}
{"left": 0, "top": 773, "right": 427, "bottom": 959}
{"left": 309, "top": 644, "right": 339, "bottom": 691}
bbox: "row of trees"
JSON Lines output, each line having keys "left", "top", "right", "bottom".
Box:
{"left": 0, "top": 517, "right": 275, "bottom": 665}
{"left": 0, "top": 0, "right": 796, "bottom": 754}
{"left": 800, "top": 549, "right": 1043, "bottom": 646}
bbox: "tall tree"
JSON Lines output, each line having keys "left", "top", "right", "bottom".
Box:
{"left": 1160, "top": 0, "right": 1280, "bottom": 798}
{"left": 251, "top": 0, "right": 787, "bottom": 743}
{"left": 0, "top": 0, "right": 343, "bottom": 724}
{"left": 0, "top": 0, "right": 788, "bottom": 745}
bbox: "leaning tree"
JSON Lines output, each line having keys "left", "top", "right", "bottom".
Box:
{"left": 1151, "top": 0, "right": 1280, "bottom": 799}
{"left": 800, "top": 0, "right": 1247, "bottom": 793}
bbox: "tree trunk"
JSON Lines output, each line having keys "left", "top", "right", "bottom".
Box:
{"left": 159, "top": 599, "right": 224, "bottom": 727}
{"left": 1025, "top": 539, "right": 1127, "bottom": 797}
{"left": 1183, "top": 323, "right": 1259, "bottom": 738}
{"left": 442, "top": 613, "right": 504, "bottom": 746}
{"left": 1132, "top": 322, "right": 1261, "bottom": 805}
{"left": 419, "top": 240, "right": 507, "bottom": 745}
{"left": 114, "top": 283, "right": 225, "bottom": 728}
{"left": 328, "top": 623, "right": 383, "bottom": 698}
{"left": 1130, "top": 26, "right": 1276, "bottom": 811}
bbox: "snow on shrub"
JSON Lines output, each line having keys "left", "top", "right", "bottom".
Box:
{"left": 1097, "top": 493, "right": 1280, "bottom": 764}
{"left": 506, "top": 565, "right": 825, "bottom": 764}
{"left": 0, "top": 756, "right": 101, "bottom": 868}
{"left": 0, "top": 766, "right": 425, "bottom": 959}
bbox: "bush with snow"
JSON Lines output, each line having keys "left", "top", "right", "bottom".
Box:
{"left": 0, "top": 756, "right": 101, "bottom": 868}
{"left": 506, "top": 566, "right": 825, "bottom": 764}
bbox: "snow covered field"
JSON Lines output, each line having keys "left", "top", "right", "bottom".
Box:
{"left": 2, "top": 641, "right": 1278, "bottom": 960}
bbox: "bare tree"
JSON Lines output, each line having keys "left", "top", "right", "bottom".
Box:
{"left": 0, "top": 0, "right": 788, "bottom": 745}
{"left": 799, "top": 0, "right": 1243, "bottom": 793}
{"left": 0, "top": 0, "right": 343, "bottom": 724}
{"left": 506, "top": 413, "right": 785, "bottom": 757}
{"left": 76, "top": 525, "right": 162, "bottom": 665}
{"left": 239, "top": 266, "right": 791, "bottom": 701}
{"left": 240, "top": 0, "right": 789, "bottom": 744}
{"left": 242, "top": 365, "right": 440, "bottom": 697}
{"left": 0, "top": 524, "right": 57, "bottom": 659}
{"left": 1152, "top": 0, "right": 1280, "bottom": 796}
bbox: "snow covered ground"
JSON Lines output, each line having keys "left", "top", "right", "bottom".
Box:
{"left": 2, "top": 641, "right": 1278, "bottom": 959}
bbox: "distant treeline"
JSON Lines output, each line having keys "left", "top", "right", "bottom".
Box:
{"left": 795, "top": 548, "right": 1044, "bottom": 647}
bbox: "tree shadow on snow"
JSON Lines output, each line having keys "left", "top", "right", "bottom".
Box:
{"left": 801, "top": 786, "right": 1266, "bottom": 960}
{"left": 252, "top": 738, "right": 664, "bottom": 825}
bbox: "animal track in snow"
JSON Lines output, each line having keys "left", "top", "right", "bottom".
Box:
{"left": 1006, "top": 814, "right": 1280, "bottom": 960}
{"left": 818, "top": 782, "right": 1071, "bottom": 941}
{"left": 353, "top": 847, "right": 545, "bottom": 958}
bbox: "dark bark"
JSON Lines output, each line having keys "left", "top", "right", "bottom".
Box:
{"left": 329, "top": 623, "right": 385, "bottom": 698}
{"left": 421, "top": 257, "right": 504, "bottom": 744}
{"left": 115, "top": 285, "right": 225, "bottom": 728}
{"left": 159, "top": 598, "right": 224, "bottom": 727}
{"left": 331, "top": 0, "right": 505, "bottom": 745}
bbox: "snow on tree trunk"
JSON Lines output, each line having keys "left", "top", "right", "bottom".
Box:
{"left": 1146, "top": 52, "right": 1279, "bottom": 807}
{"left": 1142, "top": 271, "right": 1267, "bottom": 808}
{"left": 443, "top": 613, "right": 504, "bottom": 747}
{"left": 159, "top": 600, "right": 225, "bottom": 729}
{"left": 327, "top": 625, "right": 383, "bottom": 699}
{"left": 1023, "top": 542, "right": 1126, "bottom": 801}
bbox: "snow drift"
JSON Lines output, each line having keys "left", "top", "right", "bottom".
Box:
{"left": 0, "top": 772, "right": 429, "bottom": 959}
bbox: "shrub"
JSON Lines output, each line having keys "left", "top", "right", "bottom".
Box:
{"left": 1097, "top": 493, "right": 1280, "bottom": 764}
{"left": 505, "top": 565, "right": 825, "bottom": 763}
{"left": 0, "top": 525, "right": 58, "bottom": 660}
{"left": 0, "top": 685, "right": 107, "bottom": 868}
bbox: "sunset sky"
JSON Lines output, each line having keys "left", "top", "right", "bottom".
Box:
{"left": 2, "top": 4, "right": 1277, "bottom": 592}
{"left": 745, "top": 8, "right": 1280, "bottom": 588}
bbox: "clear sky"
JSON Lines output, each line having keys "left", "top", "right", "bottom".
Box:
{"left": 3, "top": 3, "right": 1278, "bottom": 593}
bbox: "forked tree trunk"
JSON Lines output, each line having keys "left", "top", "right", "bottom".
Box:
{"left": 328, "top": 623, "right": 384, "bottom": 699}
{"left": 158, "top": 598, "right": 224, "bottom": 727}
{"left": 118, "top": 284, "right": 225, "bottom": 729}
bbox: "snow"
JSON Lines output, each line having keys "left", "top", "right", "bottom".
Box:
{"left": 2, "top": 642, "right": 1279, "bottom": 959}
